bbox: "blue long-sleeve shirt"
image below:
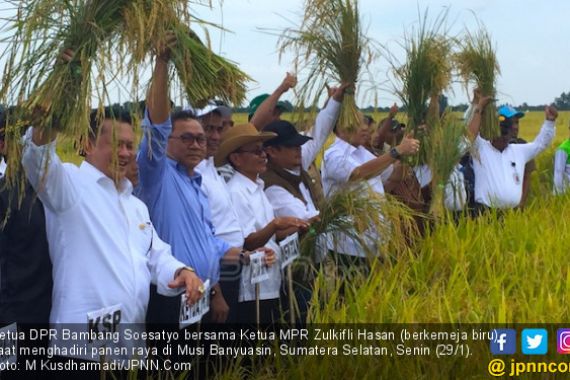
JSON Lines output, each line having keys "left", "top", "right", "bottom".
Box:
{"left": 137, "top": 111, "right": 230, "bottom": 284}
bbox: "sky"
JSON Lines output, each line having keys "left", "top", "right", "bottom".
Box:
{"left": 0, "top": 0, "right": 568, "bottom": 108}
{"left": 190, "top": 0, "right": 570, "bottom": 107}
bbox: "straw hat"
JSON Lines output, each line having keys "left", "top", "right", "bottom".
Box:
{"left": 214, "top": 123, "right": 277, "bottom": 166}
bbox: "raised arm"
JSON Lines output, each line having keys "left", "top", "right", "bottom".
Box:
{"left": 466, "top": 90, "right": 493, "bottom": 142}
{"left": 22, "top": 49, "right": 78, "bottom": 212}
{"left": 517, "top": 106, "right": 557, "bottom": 162}
{"left": 22, "top": 127, "right": 78, "bottom": 213}
{"left": 147, "top": 34, "right": 174, "bottom": 125}
{"left": 350, "top": 135, "right": 419, "bottom": 181}
{"left": 301, "top": 84, "right": 349, "bottom": 169}
{"left": 137, "top": 41, "right": 175, "bottom": 192}
{"left": 374, "top": 103, "right": 399, "bottom": 149}
{"left": 250, "top": 73, "right": 297, "bottom": 130}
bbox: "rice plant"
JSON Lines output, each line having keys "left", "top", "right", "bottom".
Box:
{"left": 0, "top": 0, "right": 250, "bottom": 193}
{"left": 278, "top": 0, "right": 378, "bottom": 132}
{"left": 391, "top": 9, "right": 453, "bottom": 165}
{"left": 454, "top": 26, "right": 500, "bottom": 140}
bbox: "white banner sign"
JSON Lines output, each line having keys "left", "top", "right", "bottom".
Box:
{"left": 280, "top": 232, "right": 300, "bottom": 269}
{"left": 180, "top": 279, "right": 211, "bottom": 329}
{"left": 0, "top": 323, "right": 17, "bottom": 368}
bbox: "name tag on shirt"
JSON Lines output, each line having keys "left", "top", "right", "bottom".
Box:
{"left": 87, "top": 304, "right": 122, "bottom": 345}
{"left": 179, "top": 279, "right": 211, "bottom": 329}
{"left": 0, "top": 323, "right": 17, "bottom": 366}
{"left": 280, "top": 232, "right": 300, "bottom": 269}
{"left": 250, "top": 251, "right": 270, "bottom": 284}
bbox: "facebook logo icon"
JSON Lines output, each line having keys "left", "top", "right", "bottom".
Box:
{"left": 490, "top": 329, "right": 517, "bottom": 355}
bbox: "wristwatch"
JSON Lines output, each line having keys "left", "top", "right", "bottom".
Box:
{"left": 389, "top": 147, "right": 401, "bottom": 160}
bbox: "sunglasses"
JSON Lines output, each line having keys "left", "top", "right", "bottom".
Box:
{"left": 168, "top": 133, "right": 207, "bottom": 147}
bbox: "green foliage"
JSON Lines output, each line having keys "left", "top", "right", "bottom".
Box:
{"left": 454, "top": 27, "right": 500, "bottom": 139}
{"left": 278, "top": 0, "right": 378, "bottom": 132}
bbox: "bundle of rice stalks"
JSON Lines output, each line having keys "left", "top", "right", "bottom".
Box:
{"left": 424, "top": 113, "right": 468, "bottom": 219}
{"left": 454, "top": 27, "right": 500, "bottom": 140}
{"left": 278, "top": 0, "right": 377, "bottom": 132}
{"left": 391, "top": 9, "right": 453, "bottom": 164}
{"left": 121, "top": 0, "right": 250, "bottom": 106}
{"left": 1, "top": 0, "right": 133, "bottom": 134}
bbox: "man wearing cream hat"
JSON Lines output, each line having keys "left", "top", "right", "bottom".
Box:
{"left": 215, "top": 123, "right": 309, "bottom": 323}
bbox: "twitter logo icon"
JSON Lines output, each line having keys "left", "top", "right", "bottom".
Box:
{"left": 522, "top": 329, "right": 548, "bottom": 355}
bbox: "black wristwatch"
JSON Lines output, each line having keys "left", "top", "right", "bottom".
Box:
{"left": 389, "top": 147, "right": 401, "bottom": 160}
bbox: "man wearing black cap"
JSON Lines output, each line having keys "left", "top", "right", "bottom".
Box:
{"left": 260, "top": 85, "right": 347, "bottom": 322}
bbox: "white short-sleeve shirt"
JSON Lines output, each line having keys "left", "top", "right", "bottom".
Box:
{"left": 473, "top": 120, "right": 554, "bottom": 208}
{"left": 196, "top": 157, "right": 244, "bottom": 247}
{"left": 227, "top": 172, "right": 281, "bottom": 302}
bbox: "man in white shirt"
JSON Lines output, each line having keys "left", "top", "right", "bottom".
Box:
{"left": 215, "top": 123, "right": 307, "bottom": 323}
{"left": 260, "top": 86, "right": 346, "bottom": 322}
{"left": 553, "top": 123, "right": 570, "bottom": 195}
{"left": 466, "top": 95, "right": 558, "bottom": 211}
{"left": 195, "top": 102, "right": 273, "bottom": 323}
{"left": 321, "top": 120, "right": 419, "bottom": 260}
{"left": 21, "top": 105, "right": 203, "bottom": 325}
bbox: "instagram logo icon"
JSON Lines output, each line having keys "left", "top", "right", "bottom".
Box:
{"left": 557, "top": 329, "right": 570, "bottom": 354}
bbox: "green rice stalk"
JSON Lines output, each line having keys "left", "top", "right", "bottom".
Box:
{"left": 425, "top": 113, "right": 467, "bottom": 219}
{"left": 278, "top": 0, "right": 378, "bottom": 132}
{"left": 121, "top": 0, "right": 250, "bottom": 106}
{"left": 391, "top": 9, "right": 453, "bottom": 165}
{"left": 454, "top": 27, "right": 500, "bottom": 139}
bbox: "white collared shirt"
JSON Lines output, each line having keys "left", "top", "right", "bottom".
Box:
{"left": 321, "top": 136, "right": 390, "bottom": 257}
{"left": 554, "top": 149, "right": 570, "bottom": 195}
{"left": 227, "top": 172, "right": 281, "bottom": 302}
{"left": 196, "top": 157, "right": 245, "bottom": 247}
{"left": 0, "top": 157, "right": 6, "bottom": 179}
{"left": 22, "top": 129, "right": 183, "bottom": 323}
{"left": 265, "top": 167, "right": 319, "bottom": 221}
{"left": 473, "top": 120, "right": 555, "bottom": 208}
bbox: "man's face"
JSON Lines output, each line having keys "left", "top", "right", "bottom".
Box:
{"left": 126, "top": 159, "right": 139, "bottom": 188}
{"left": 167, "top": 118, "right": 207, "bottom": 171}
{"left": 510, "top": 117, "right": 520, "bottom": 138}
{"left": 266, "top": 145, "right": 302, "bottom": 170}
{"left": 85, "top": 120, "right": 135, "bottom": 184}
{"left": 221, "top": 115, "right": 234, "bottom": 134}
{"left": 229, "top": 141, "right": 267, "bottom": 178}
{"left": 351, "top": 124, "right": 371, "bottom": 147}
{"left": 200, "top": 112, "right": 224, "bottom": 157}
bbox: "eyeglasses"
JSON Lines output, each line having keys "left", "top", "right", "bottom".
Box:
{"left": 169, "top": 133, "right": 207, "bottom": 147}
{"left": 235, "top": 147, "right": 266, "bottom": 157}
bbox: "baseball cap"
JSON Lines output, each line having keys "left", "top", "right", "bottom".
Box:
{"left": 248, "top": 94, "right": 292, "bottom": 118}
{"left": 263, "top": 120, "right": 312, "bottom": 147}
{"left": 189, "top": 100, "right": 232, "bottom": 119}
{"left": 498, "top": 105, "right": 525, "bottom": 120}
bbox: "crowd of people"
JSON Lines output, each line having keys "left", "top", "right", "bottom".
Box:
{"left": 0, "top": 42, "right": 565, "bottom": 358}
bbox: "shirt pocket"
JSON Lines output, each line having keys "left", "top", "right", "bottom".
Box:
{"left": 133, "top": 221, "right": 154, "bottom": 257}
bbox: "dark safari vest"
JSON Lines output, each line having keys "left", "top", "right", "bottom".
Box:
{"left": 261, "top": 161, "right": 324, "bottom": 209}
